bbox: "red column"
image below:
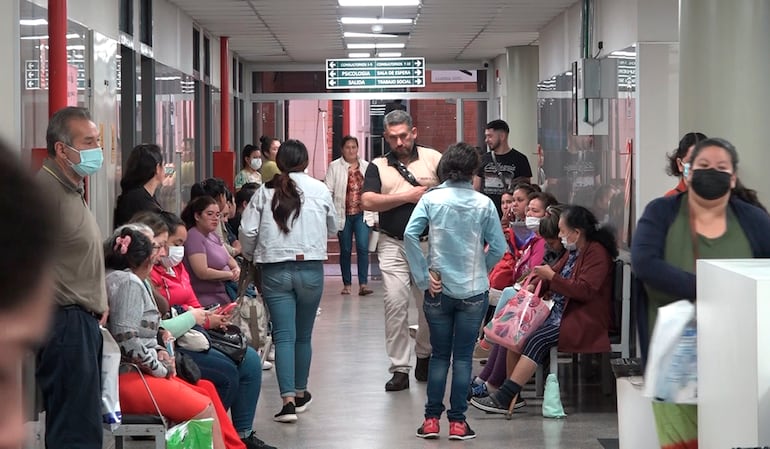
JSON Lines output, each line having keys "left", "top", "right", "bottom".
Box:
{"left": 219, "top": 36, "right": 230, "bottom": 152}
{"left": 342, "top": 100, "right": 350, "bottom": 137}
{"left": 213, "top": 36, "right": 235, "bottom": 192}
{"left": 48, "top": 0, "right": 68, "bottom": 117}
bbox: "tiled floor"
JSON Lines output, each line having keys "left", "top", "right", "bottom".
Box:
{"left": 30, "top": 275, "right": 621, "bottom": 449}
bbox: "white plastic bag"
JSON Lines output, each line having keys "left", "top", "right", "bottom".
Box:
{"left": 100, "top": 327, "right": 122, "bottom": 430}
{"left": 643, "top": 299, "right": 697, "bottom": 404}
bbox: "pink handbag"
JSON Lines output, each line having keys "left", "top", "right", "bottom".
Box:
{"left": 483, "top": 275, "right": 552, "bottom": 353}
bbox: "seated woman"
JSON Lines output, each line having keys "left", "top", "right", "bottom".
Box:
{"left": 191, "top": 178, "right": 241, "bottom": 258}
{"left": 470, "top": 205, "right": 616, "bottom": 414}
{"left": 471, "top": 195, "right": 560, "bottom": 401}
{"left": 104, "top": 225, "right": 236, "bottom": 449}
{"left": 181, "top": 196, "right": 241, "bottom": 307}
{"left": 136, "top": 211, "right": 272, "bottom": 449}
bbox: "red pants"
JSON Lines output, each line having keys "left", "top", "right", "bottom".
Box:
{"left": 119, "top": 372, "right": 246, "bottom": 449}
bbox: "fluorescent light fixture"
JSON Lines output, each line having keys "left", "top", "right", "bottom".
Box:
{"left": 348, "top": 52, "right": 371, "bottom": 58}
{"left": 341, "top": 17, "right": 413, "bottom": 24}
{"left": 155, "top": 76, "right": 182, "bottom": 81}
{"left": 339, "top": 0, "right": 419, "bottom": 6}
{"left": 377, "top": 52, "right": 402, "bottom": 57}
{"left": 21, "top": 33, "right": 82, "bottom": 40}
{"left": 347, "top": 43, "right": 376, "bottom": 49}
{"left": 344, "top": 32, "right": 398, "bottom": 38}
{"left": 66, "top": 33, "right": 81, "bottom": 39}
{"left": 610, "top": 50, "right": 636, "bottom": 58}
{"left": 375, "top": 42, "right": 405, "bottom": 49}
{"left": 67, "top": 44, "right": 86, "bottom": 50}
{"left": 20, "top": 19, "right": 48, "bottom": 26}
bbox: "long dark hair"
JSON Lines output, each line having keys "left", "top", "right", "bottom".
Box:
{"left": 437, "top": 142, "right": 479, "bottom": 183}
{"left": 562, "top": 205, "right": 618, "bottom": 259}
{"left": 241, "top": 144, "right": 258, "bottom": 168}
{"left": 666, "top": 132, "right": 707, "bottom": 176}
{"left": 180, "top": 196, "right": 218, "bottom": 229}
{"left": 271, "top": 139, "right": 309, "bottom": 234}
{"left": 689, "top": 137, "right": 766, "bottom": 212}
{"left": 190, "top": 178, "right": 227, "bottom": 202}
{"left": 121, "top": 143, "right": 163, "bottom": 191}
{"left": 104, "top": 226, "right": 154, "bottom": 270}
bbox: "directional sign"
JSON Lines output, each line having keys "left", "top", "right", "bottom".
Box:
{"left": 24, "top": 60, "right": 39, "bottom": 90}
{"left": 326, "top": 58, "right": 425, "bottom": 89}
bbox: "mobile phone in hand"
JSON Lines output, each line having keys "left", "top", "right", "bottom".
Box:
{"left": 428, "top": 268, "right": 441, "bottom": 281}
{"left": 219, "top": 302, "right": 238, "bottom": 315}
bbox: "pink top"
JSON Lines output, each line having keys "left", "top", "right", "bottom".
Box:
{"left": 150, "top": 263, "right": 201, "bottom": 310}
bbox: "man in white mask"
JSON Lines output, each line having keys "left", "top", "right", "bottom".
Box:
{"left": 35, "top": 107, "right": 107, "bottom": 448}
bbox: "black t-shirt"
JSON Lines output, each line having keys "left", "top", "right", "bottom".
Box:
{"left": 475, "top": 148, "right": 532, "bottom": 215}
{"left": 114, "top": 187, "right": 163, "bottom": 228}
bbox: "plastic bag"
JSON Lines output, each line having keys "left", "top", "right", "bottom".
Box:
{"left": 166, "top": 418, "right": 214, "bottom": 449}
{"left": 643, "top": 299, "right": 697, "bottom": 404}
{"left": 542, "top": 373, "right": 566, "bottom": 418}
{"left": 100, "top": 327, "right": 122, "bottom": 430}
{"left": 483, "top": 276, "right": 552, "bottom": 353}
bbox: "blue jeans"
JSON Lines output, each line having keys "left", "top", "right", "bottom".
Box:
{"left": 423, "top": 290, "right": 488, "bottom": 422}
{"left": 180, "top": 346, "right": 262, "bottom": 432}
{"left": 339, "top": 212, "right": 370, "bottom": 286}
{"left": 262, "top": 260, "right": 324, "bottom": 397}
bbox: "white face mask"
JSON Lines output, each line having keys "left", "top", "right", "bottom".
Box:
{"left": 560, "top": 233, "right": 578, "bottom": 252}
{"left": 525, "top": 216, "right": 542, "bottom": 231}
{"left": 250, "top": 158, "right": 262, "bottom": 170}
{"left": 161, "top": 246, "right": 184, "bottom": 268}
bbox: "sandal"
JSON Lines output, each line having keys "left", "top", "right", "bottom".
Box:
{"left": 358, "top": 286, "right": 374, "bottom": 296}
{"left": 341, "top": 286, "right": 351, "bottom": 295}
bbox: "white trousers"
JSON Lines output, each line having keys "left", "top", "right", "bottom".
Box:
{"left": 378, "top": 235, "right": 431, "bottom": 373}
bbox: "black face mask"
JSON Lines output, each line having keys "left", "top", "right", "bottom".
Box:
{"left": 690, "top": 168, "right": 732, "bottom": 200}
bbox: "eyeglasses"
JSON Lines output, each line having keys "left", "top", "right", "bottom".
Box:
{"left": 151, "top": 244, "right": 163, "bottom": 253}
{"left": 204, "top": 211, "right": 221, "bottom": 218}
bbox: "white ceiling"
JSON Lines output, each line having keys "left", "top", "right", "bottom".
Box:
{"left": 169, "top": 0, "right": 577, "bottom": 63}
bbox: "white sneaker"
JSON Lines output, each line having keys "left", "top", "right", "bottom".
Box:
{"left": 267, "top": 346, "right": 275, "bottom": 362}
{"left": 262, "top": 360, "right": 273, "bottom": 370}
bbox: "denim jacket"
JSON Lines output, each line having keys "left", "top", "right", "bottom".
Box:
{"left": 404, "top": 180, "right": 506, "bottom": 299}
{"left": 240, "top": 172, "right": 338, "bottom": 263}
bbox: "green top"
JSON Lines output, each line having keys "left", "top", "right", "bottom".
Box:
{"left": 261, "top": 160, "right": 281, "bottom": 183}
{"left": 645, "top": 197, "right": 752, "bottom": 331}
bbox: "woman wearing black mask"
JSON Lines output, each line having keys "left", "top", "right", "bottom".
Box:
{"left": 632, "top": 137, "right": 770, "bottom": 449}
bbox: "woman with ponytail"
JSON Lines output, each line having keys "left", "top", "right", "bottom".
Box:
{"left": 404, "top": 142, "right": 507, "bottom": 440}
{"left": 471, "top": 205, "right": 617, "bottom": 415}
{"left": 239, "top": 139, "right": 337, "bottom": 424}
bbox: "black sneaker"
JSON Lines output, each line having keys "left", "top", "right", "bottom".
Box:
{"left": 274, "top": 402, "right": 297, "bottom": 423}
{"left": 241, "top": 431, "right": 277, "bottom": 449}
{"left": 415, "top": 356, "right": 430, "bottom": 382}
{"left": 449, "top": 421, "right": 476, "bottom": 440}
{"left": 295, "top": 391, "right": 312, "bottom": 413}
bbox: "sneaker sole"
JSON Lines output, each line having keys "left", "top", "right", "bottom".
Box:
{"left": 295, "top": 398, "right": 312, "bottom": 413}
{"left": 273, "top": 414, "right": 298, "bottom": 423}
{"left": 416, "top": 432, "right": 439, "bottom": 439}
{"left": 449, "top": 434, "right": 477, "bottom": 440}
{"left": 469, "top": 398, "right": 507, "bottom": 414}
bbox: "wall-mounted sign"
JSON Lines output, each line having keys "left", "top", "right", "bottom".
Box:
{"left": 326, "top": 58, "right": 425, "bottom": 89}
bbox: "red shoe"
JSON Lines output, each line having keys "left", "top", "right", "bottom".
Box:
{"left": 449, "top": 421, "right": 477, "bottom": 440}
{"left": 416, "top": 417, "right": 440, "bottom": 439}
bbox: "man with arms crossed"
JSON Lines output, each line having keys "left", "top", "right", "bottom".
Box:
{"left": 36, "top": 107, "right": 108, "bottom": 448}
{"left": 362, "top": 110, "right": 441, "bottom": 391}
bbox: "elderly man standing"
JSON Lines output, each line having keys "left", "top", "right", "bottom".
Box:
{"left": 35, "top": 107, "right": 108, "bottom": 448}
{"left": 362, "top": 110, "right": 441, "bottom": 391}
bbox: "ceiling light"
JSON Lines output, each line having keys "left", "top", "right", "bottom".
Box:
{"left": 344, "top": 32, "right": 397, "bottom": 38}
{"left": 341, "top": 17, "right": 414, "bottom": 25}
{"left": 339, "top": 0, "right": 419, "bottom": 6}
{"left": 375, "top": 42, "right": 405, "bottom": 49}
{"left": 371, "top": 24, "right": 384, "bottom": 33}
{"left": 21, "top": 33, "right": 82, "bottom": 40}
{"left": 377, "top": 52, "right": 402, "bottom": 57}
{"left": 347, "top": 43, "right": 376, "bottom": 49}
{"left": 348, "top": 52, "right": 371, "bottom": 58}
{"left": 20, "top": 19, "right": 48, "bottom": 26}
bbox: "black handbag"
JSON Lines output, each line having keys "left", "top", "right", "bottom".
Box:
{"left": 207, "top": 324, "right": 247, "bottom": 364}
{"left": 175, "top": 351, "right": 202, "bottom": 384}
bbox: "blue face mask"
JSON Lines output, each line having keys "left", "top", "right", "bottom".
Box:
{"left": 67, "top": 145, "right": 103, "bottom": 177}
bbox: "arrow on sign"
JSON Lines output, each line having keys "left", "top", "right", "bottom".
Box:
{"left": 27, "top": 71, "right": 37, "bottom": 79}
{"left": 415, "top": 69, "right": 422, "bottom": 76}
{"left": 416, "top": 78, "right": 423, "bottom": 84}
{"left": 329, "top": 70, "right": 335, "bottom": 77}
{"left": 26, "top": 80, "right": 37, "bottom": 88}
{"left": 329, "top": 61, "right": 336, "bottom": 68}
{"left": 328, "top": 79, "right": 337, "bottom": 86}
{"left": 415, "top": 60, "right": 422, "bottom": 67}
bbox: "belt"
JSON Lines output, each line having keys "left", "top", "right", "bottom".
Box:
{"left": 60, "top": 304, "right": 102, "bottom": 321}
{"left": 380, "top": 229, "right": 428, "bottom": 242}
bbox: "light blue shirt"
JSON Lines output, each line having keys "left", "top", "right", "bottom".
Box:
{"left": 404, "top": 180, "right": 506, "bottom": 299}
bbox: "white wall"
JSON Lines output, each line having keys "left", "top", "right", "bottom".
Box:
{"left": 29, "top": 0, "right": 120, "bottom": 41}
{"left": 538, "top": 1, "right": 581, "bottom": 80}
{"left": 0, "top": 0, "right": 21, "bottom": 150}
{"left": 153, "top": 0, "right": 194, "bottom": 75}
